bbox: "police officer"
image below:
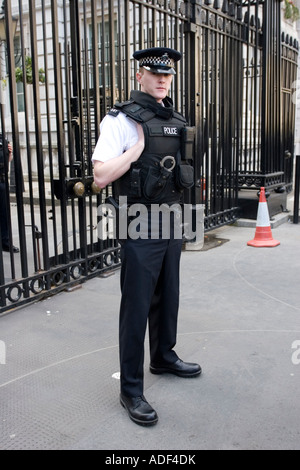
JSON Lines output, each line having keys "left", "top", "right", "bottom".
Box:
{"left": 92, "top": 47, "right": 201, "bottom": 426}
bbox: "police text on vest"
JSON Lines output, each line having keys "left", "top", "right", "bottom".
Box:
{"left": 163, "top": 126, "right": 178, "bottom": 136}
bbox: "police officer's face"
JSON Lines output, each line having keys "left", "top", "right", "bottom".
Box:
{"left": 136, "top": 69, "right": 173, "bottom": 103}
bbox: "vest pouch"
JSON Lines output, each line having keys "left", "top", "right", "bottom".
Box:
{"left": 175, "top": 163, "right": 194, "bottom": 190}
{"left": 130, "top": 166, "right": 142, "bottom": 197}
{"left": 181, "top": 127, "right": 195, "bottom": 161}
{"left": 143, "top": 168, "right": 167, "bottom": 200}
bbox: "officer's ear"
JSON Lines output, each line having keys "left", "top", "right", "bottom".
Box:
{"left": 136, "top": 68, "right": 144, "bottom": 84}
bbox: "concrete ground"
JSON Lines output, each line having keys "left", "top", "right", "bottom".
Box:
{"left": 0, "top": 195, "right": 300, "bottom": 450}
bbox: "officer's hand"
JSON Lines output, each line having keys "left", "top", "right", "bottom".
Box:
{"left": 7, "top": 143, "right": 13, "bottom": 163}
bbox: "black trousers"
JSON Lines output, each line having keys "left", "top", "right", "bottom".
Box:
{"left": 119, "top": 236, "right": 182, "bottom": 397}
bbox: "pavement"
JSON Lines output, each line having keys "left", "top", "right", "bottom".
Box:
{"left": 0, "top": 193, "right": 300, "bottom": 451}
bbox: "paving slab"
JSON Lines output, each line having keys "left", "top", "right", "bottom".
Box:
{"left": 0, "top": 212, "right": 300, "bottom": 450}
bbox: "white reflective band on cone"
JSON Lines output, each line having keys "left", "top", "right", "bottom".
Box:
{"left": 256, "top": 202, "right": 271, "bottom": 227}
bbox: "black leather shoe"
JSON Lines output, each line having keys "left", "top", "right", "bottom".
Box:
{"left": 2, "top": 244, "right": 19, "bottom": 253}
{"left": 150, "top": 359, "right": 202, "bottom": 378}
{"left": 120, "top": 394, "right": 158, "bottom": 426}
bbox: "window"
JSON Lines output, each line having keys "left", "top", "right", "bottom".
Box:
{"left": 14, "top": 35, "right": 24, "bottom": 112}
{"left": 88, "top": 19, "right": 119, "bottom": 90}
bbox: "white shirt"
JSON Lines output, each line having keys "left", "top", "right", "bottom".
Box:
{"left": 92, "top": 112, "right": 139, "bottom": 163}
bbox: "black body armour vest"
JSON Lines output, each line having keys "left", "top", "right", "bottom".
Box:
{"left": 109, "top": 90, "right": 188, "bottom": 206}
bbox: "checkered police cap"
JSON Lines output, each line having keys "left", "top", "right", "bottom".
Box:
{"left": 133, "top": 47, "right": 181, "bottom": 75}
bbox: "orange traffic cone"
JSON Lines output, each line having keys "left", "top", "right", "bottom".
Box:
{"left": 247, "top": 187, "right": 280, "bottom": 247}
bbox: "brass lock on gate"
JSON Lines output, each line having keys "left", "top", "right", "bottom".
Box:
{"left": 53, "top": 177, "right": 102, "bottom": 200}
{"left": 73, "top": 181, "right": 85, "bottom": 197}
{"left": 72, "top": 180, "right": 101, "bottom": 197}
{"left": 90, "top": 181, "right": 101, "bottom": 195}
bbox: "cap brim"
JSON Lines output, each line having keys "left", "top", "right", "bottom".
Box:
{"left": 143, "top": 66, "right": 176, "bottom": 75}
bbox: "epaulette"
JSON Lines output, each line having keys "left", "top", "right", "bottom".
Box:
{"left": 114, "top": 100, "right": 155, "bottom": 123}
{"left": 108, "top": 107, "right": 120, "bottom": 117}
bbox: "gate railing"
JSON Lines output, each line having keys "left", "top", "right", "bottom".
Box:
{"left": 0, "top": 0, "right": 298, "bottom": 314}
{"left": 0, "top": 0, "right": 122, "bottom": 314}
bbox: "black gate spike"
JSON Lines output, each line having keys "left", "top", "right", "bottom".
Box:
{"left": 213, "top": 0, "right": 221, "bottom": 9}
{"left": 228, "top": 3, "right": 236, "bottom": 17}
{"left": 237, "top": 5, "right": 243, "bottom": 21}
{"left": 250, "top": 14, "right": 256, "bottom": 27}
{"left": 204, "top": 0, "right": 213, "bottom": 5}
{"left": 222, "top": 0, "right": 229, "bottom": 14}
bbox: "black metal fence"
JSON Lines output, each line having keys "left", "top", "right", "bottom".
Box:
{"left": 0, "top": 0, "right": 298, "bottom": 314}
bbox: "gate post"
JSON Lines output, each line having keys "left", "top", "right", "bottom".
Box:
{"left": 184, "top": 0, "right": 198, "bottom": 128}
{"left": 261, "top": 0, "right": 282, "bottom": 185}
{"left": 185, "top": 0, "right": 204, "bottom": 130}
{"left": 181, "top": 0, "right": 205, "bottom": 249}
{"left": 185, "top": 0, "right": 208, "bottom": 216}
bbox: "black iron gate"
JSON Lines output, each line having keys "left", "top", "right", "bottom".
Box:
{"left": 0, "top": 0, "right": 298, "bottom": 314}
